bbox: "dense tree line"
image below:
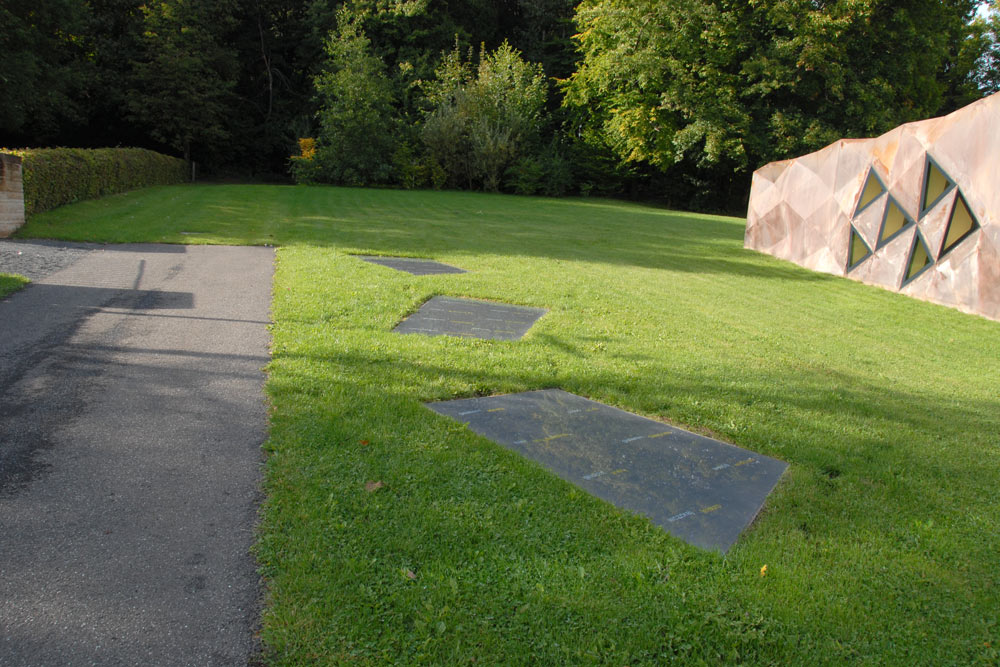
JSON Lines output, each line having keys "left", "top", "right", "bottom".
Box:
{"left": 1, "top": 0, "right": 571, "bottom": 173}
{"left": 1, "top": 0, "right": 997, "bottom": 210}
{"left": 564, "top": 0, "right": 993, "bottom": 207}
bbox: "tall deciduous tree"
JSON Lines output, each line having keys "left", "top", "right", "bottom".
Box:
{"left": 84, "top": 0, "right": 149, "bottom": 147}
{"left": 226, "top": 0, "right": 315, "bottom": 173}
{"left": 0, "top": 0, "right": 94, "bottom": 142}
{"left": 302, "top": 6, "right": 400, "bottom": 185}
{"left": 509, "top": 0, "right": 578, "bottom": 78}
{"left": 563, "top": 0, "right": 982, "bottom": 202}
{"left": 976, "top": 1, "right": 1000, "bottom": 93}
{"left": 128, "top": 0, "right": 242, "bottom": 164}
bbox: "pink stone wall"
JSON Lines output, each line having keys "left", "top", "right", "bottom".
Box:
{"left": 745, "top": 93, "right": 1000, "bottom": 322}
{"left": 0, "top": 154, "right": 26, "bottom": 238}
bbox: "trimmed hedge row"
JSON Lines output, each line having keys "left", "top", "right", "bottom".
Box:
{"left": 1, "top": 147, "right": 187, "bottom": 217}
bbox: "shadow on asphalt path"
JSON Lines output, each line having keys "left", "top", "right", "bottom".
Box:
{"left": 0, "top": 242, "right": 273, "bottom": 666}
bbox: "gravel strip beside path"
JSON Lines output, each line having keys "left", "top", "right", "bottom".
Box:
{"left": 0, "top": 239, "right": 97, "bottom": 281}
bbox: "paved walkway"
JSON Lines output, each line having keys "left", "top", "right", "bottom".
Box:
{"left": 0, "top": 242, "right": 273, "bottom": 665}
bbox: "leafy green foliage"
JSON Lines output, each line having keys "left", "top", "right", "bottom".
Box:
{"left": 294, "top": 7, "right": 401, "bottom": 186}
{"left": 127, "top": 0, "right": 242, "bottom": 164}
{"left": 82, "top": 0, "right": 150, "bottom": 147}
{"left": 564, "top": 0, "right": 982, "bottom": 198}
{"left": 0, "top": 0, "right": 95, "bottom": 141}
{"left": 224, "top": 0, "right": 318, "bottom": 174}
{"left": 976, "top": 2, "right": 1000, "bottom": 93}
{"left": 2, "top": 0, "right": 993, "bottom": 205}
{"left": 300, "top": 33, "right": 550, "bottom": 192}
{"left": 5, "top": 148, "right": 186, "bottom": 217}
{"left": 504, "top": 141, "right": 574, "bottom": 196}
{"left": 421, "top": 42, "right": 548, "bottom": 191}
{"left": 508, "top": 0, "right": 579, "bottom": 79}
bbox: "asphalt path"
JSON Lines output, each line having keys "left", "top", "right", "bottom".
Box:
{"left": 0, "top": 242, "right": 273, "bottom": 665}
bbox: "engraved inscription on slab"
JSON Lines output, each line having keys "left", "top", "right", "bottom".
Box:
{"left": 427, "top": 389, "right": 788, "bottom": 552}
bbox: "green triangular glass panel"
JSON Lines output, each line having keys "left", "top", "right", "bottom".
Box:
{"left": 878, "top": 198, "right": 913, "bottom": 247}
{"left": 856, "top": 169, "right": 886, "bottom": 215}
{"left": 921, "top": 159, "right": 954, "bottom": 215}
{"left": 904, "top": 232, "right": 933, "bottom": 285}
{"left": 847, "top": 226, "right": 871, "bottom": 272}
{"left": 939, "top": 192, "right": 979, "bottom": 258}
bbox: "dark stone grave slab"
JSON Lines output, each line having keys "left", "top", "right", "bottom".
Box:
{"left": 394, "top": 296, "right": 546, "bottom": 341}
{"left": 358, "top": 255, "right": 466, "bottom": 275}
{"left": 426, "top": 389, "right": 787, "bottom": 552}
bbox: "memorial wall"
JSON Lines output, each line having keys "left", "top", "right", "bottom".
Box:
{"left": 746, "top": 93, "right": 999, "bottom": 322}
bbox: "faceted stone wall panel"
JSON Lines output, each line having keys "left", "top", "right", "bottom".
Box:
{"left": 746, "top": 93, "right": 1000, "bottom": 322}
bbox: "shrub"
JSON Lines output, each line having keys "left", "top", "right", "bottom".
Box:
{"left": 297, "top": 8, "right": 401, "bottom": 187}
{"left": 289, "top": 138, "right": 321, "bottom": 184}
{"left": 421, "top": 41, "right": 547, "bottom": 192}
{"left": 505, "top": 143, "right": 574, "bottom": 196}
{"left": 2, "top": 147, "right": 187, "bottom": 217}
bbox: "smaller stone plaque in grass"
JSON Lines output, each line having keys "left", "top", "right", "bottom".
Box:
{"left": 426, "top": 389, "right": 788, "bottom": 552}
{"left": 394, "top": 296, "right": 546, "bottom": 341}
{"left": 358, "top": 255, "right": 466, "bottom": 275}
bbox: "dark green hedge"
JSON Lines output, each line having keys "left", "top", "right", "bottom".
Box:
{"left": 2, "top": 147, "right": 187, "bottom": 217}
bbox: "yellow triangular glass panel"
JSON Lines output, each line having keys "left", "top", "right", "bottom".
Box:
{"left": 848, "top": 227, "right": 871, "bottom": 270}
{"left": 905, "top": 235, "right": 932, "bottom": 283}
{"left": 922, "top": 161, "right": 953, "bottom": 213}
{"left": 857, "top": 170, "right": 885, "bottom": 213}
{"left": 879, "top": 200, "right": 909, "bottom": 245}
{"left": 940, "top": 193, "right": 978, "bottom": 257}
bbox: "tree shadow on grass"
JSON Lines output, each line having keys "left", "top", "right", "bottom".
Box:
{"left": 286, "top": 210, "right": 827, "bottom": 282}
{"left": 22, "top": 184, "right": 837, "bottom": 282}
{"left": 266, "top": 341, "right": 1000, "bottom": 661}
{"left": 151, "top": 184, "right": 831, "bottom": 282}
{"left": 271, "top": 342, "right": 1000, "bottom": 495}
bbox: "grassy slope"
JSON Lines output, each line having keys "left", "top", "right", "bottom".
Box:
{"left": 21, "top": 184, "right": 1000, "bottom": 664}
{"left": 0, "top": 273, "right": 29, "bottom": 299}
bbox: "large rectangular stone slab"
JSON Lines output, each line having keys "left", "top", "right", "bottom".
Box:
{"left": 427, "top": 389, "right": 788, "bottom": 552}
{"left": 394, "top": 296, "right": 546, "bottom": 341}
{"left": 358, "top": 255, "right": 466, "bottom": 275}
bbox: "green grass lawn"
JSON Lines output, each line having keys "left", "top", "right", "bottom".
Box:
{"left": 20, "top": 184, "right": 1000, "bottom": 664}
{"left": 0, "top": 272, "right": 29, "bottom": 299}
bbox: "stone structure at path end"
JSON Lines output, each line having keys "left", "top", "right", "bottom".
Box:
{"left": 0, "top": 154, "right": 26, "bottom": 238}
{"left": 745, "top": 92, "right": 999, "bottom": 322}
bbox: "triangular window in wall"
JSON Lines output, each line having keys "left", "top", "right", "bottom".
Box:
{"left": 854, "top": 168, "right": 886, "bottom": 216}
{"left": 877, "top": 197, "right": 915, "bottom": 248}
{"left": 847, "top": 226, "right": 872, "bottom": 272}
{"left": 938, "top": 192, "right": 980, "bottom": 259}
{"left": 902, "top": 231, "right": 934, "bottom": 286}
{"left": 920, "top": 156, "right": 955, "bottom": 217}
